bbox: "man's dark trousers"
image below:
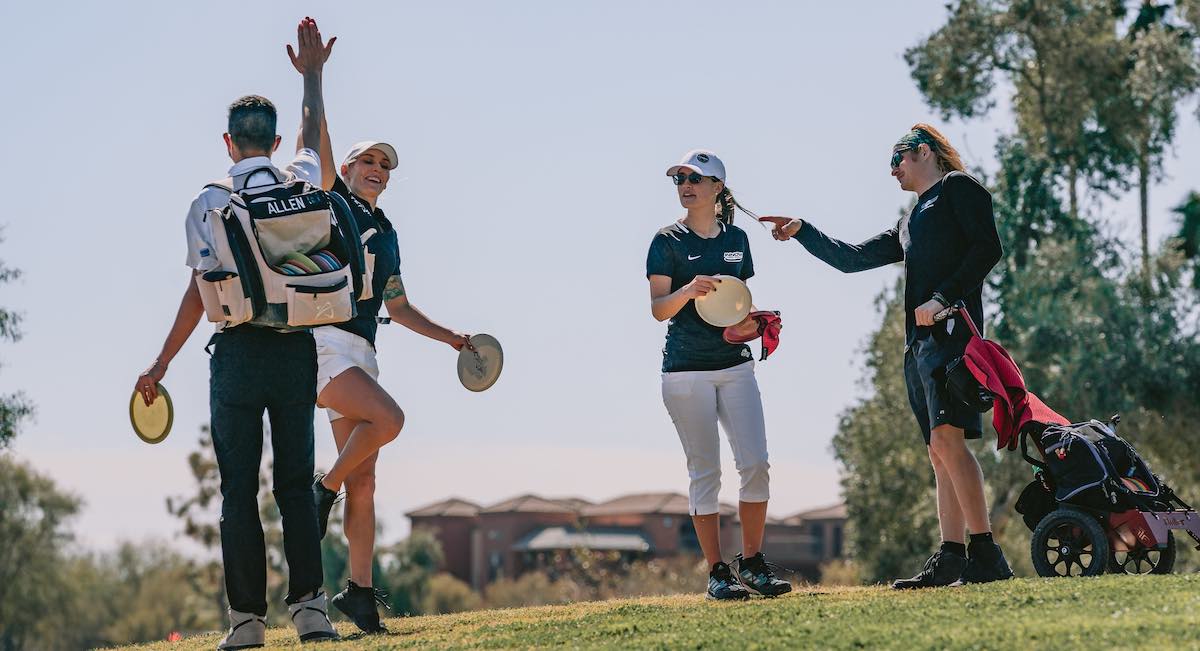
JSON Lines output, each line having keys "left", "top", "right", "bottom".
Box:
{"left": 209, "top": 325, "right": 323, "bottom": 616}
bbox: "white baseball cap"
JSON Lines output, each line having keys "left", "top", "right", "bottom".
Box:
{"left": 342, "top": 141, "right": 399, "bottom": 170}
{"left": 666, "top": 149, "right": 726, "bottom": 181}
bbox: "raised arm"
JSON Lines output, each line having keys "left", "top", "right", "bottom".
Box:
{"left": 759, "top": 216, "right": 902, "bottom": 273}
{"left": 287, "top": 18, "right": 335, "bottom": 162}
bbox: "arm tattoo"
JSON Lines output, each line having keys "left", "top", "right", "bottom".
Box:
{"left": 382, "top": 274, "right": 406, "bottom": 300}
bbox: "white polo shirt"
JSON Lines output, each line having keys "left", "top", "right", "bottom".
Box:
{"left": 184, "top": 149, "right": 322, "bottom": 272}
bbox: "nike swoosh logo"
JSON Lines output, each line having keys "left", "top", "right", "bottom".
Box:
{"left": 688, "top": 255, "right": 701, "bottom": 260}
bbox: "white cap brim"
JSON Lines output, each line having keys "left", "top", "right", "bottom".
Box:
{"left": 666, "top": 164, "right": 704, "bottom": 176}
{"left": 342, "top": 141, "right": 399, "bottom": 170}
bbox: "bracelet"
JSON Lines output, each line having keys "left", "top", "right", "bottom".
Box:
{"left": 931, "top": 292, "right": 949, "bottom": 308}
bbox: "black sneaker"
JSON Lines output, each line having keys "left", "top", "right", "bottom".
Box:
{"left": 706, "top": 562, "right": 751, "bottom": 601}
{"left": 953, "top": 542, "right": 1014, "bottom": 585}
{"left": 890, "top": 550, "right": 967, "bottom": 589}
{"left": 734, "top": 552, "right": 793, "bottom": 597}
{"left": 331, "top": 580, "right": 389, "bottom": 634}
{"left": 312, "top": 473, "right": 339, "bottom": 540}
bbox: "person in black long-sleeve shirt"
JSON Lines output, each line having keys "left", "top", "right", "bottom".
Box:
{"left": 761, "top": 124, "right": 1012, "bottom": 589}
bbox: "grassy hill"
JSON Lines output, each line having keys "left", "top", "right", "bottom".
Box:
{"left": 120, "top": 574, "right": 1200, "bottom": 650}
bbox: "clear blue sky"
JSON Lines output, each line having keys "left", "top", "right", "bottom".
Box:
{"left": 1, "top": 1, "right": 1196, "bottom": 549}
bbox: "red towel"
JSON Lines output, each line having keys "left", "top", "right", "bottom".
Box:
{"left": 953, "top": 311, "right": 1069, "bottom": 449}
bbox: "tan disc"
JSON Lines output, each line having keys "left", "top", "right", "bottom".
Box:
{"left": 695, "top": 275, "right": 752, "bottom": 327}
{"left": 130, "top": 383, "right": 173, "bottom": 444}
{"left": 457, "top": 334, "right": 503, "bottom": 392}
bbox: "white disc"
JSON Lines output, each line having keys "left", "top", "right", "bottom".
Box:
{"left": 458, "top": 334, "right": 503, "bottom": 392}
{"left": 694, "top": 275, "right": 752, "bottom": 327}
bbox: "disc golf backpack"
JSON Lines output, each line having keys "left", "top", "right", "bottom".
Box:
{"left": 195, "top": 167, "right": 373, "bottom": 330}
{"left": 1038, "top": 419, "right": 1162, "bottom": 512}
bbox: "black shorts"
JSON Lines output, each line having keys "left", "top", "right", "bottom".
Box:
{"left": 904, "top": 333, "right": 983, "bottom": 445}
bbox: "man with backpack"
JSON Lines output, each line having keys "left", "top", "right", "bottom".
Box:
{"left": 134, "top": 18, "right": 339, "bottom": 647}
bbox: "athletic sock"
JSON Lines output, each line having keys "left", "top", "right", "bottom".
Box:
{"left": 940, "top": 541, "right": 966, "bottom": 557}
{"left": 968, "top": 532, "right": 994, "bottom": 546}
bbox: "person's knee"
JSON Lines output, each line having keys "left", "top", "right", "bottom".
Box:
{"left": 344, "top": 468, "right": 377, "bottom": 500}
{"left": 929, "top": 426, "right": 966, "bottom": 459}
{"left": 737, "top": 457, "right": 770, "bottom": 502}
{"left": 382, "top": 406, "right": 404, "bottom": 442}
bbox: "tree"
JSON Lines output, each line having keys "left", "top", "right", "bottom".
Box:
{"left": 1108, "top": 2, "right": 1200, "bottom": 278}
{"left": 0, "top": 232, "right": 32, "bottom": 448}
{"left": 377, "top": 528, "right": 444, "bottom": 615}
{"left": 1173, "top": 191, "right": 1200, "bottom": 288}
{"left": 0, "top": 456, "right": 83, "bottom": 651}
{"left": 830, "top": 281, "right": 941, "bottom": 582}
{"left": 906, "top": 0, "right": 1133, "bottom": 220}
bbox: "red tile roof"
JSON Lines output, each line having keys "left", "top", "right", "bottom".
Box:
{"left": 405, "top": 497, "right": 482, "bottom": 518}
{"left": 479, "top": 494, "right": 586, "bottom": 514}
{"left": 581, "top": 492, "right": 736, "bottom": 517}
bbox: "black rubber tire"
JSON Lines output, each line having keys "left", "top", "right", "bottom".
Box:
{"left": 1031, "top": 507, "right": 1110, "bottom": 578}
{"left": 1108, "top": 531, "right": 1176, "bottom": 575}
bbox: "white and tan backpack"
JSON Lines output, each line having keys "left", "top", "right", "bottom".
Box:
{"left": 196, "top": 167, "right": 372, "bottom": 330}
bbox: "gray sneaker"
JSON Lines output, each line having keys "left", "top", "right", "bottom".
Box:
{"left": 216, "top": 609, "right": 265, "bottom": 650}
{"left": 288, "top": 591, "right": 339, "bottom": 643}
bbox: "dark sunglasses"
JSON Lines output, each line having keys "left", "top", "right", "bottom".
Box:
{"left": 890, "top": 147, "right": 915, "bottom": 170}
{"left": 672, "top": 172, "right": 717, "bottom": 186}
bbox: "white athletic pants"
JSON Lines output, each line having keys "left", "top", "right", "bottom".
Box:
{"left": 661, "top": 360, "right": 770, "bottom": 516}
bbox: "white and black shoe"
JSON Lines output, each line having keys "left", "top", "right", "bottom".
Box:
{"left": 734, "top": 552, "right": 793, "bottom": 597}
{"left": 706, "top": 561, "right": 751, "bottom": 601}
{"left": 216, "top": 609, "right": 265, "bottom": 650}
{"left": 288, "top": 591, "right": 339, "bottom": 643}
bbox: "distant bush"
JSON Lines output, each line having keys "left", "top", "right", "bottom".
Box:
{"left": 422, "top": 573, "right": 481, "bottom": 614}
{"left": 484, "top": 571, "right": 579, "bottom": 608}
{"left": 817, "top": 559, "right": 862, "bottom": 586}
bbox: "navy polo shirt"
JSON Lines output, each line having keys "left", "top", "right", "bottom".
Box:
{"left": 331, "top": 176, "right": 400, "bottom": 346}
{"left": 646, "top": 222, "right": 755, "bottom": 372}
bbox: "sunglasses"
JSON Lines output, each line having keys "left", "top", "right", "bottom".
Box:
{"left": 890, "top": 147, "right": 915, "bottom": 170}
{"left": 672, "top": 172, "right": 717, "bottom": 186}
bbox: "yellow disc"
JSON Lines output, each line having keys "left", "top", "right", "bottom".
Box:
{"left": 130, "top": 383, "right": 174, "bottom": 444}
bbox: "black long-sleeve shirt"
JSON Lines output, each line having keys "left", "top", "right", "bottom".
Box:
{"left": 795, "top": 171, "right": 1003, "bottom": 347}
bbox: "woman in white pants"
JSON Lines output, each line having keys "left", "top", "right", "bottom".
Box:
{"left": 646, "top": 150, "right": 791, "bottom": 600}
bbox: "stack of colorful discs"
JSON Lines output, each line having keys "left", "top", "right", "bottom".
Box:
{"left": 310, "top": 249, "right": 343, "bottom": 272}
{"left": 274, "top": 261, "right": 307, "bottom": 275}
{"left": 283, "top": 252, "right": 322, "bottom": 273}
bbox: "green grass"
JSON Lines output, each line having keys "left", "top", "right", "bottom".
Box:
{"left": 119, "top": 575, "right": 1200, "bottom": 650}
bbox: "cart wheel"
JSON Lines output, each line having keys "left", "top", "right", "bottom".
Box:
{"left": 1031, "top": 507, "right": 1110, "bottom": 577}
{"left": 1109, "top": 531, "right": 1176, "bottom": 575}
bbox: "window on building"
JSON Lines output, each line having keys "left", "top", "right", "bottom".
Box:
{"left": 832, "top": 525, "right": 843, "bottom": 558}
{"left": 810, "top": 523, "right": 825, "bottom": 558}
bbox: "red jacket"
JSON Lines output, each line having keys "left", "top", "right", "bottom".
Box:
{"left": 955, "top": 312, "right": 1069, "bottom": 450}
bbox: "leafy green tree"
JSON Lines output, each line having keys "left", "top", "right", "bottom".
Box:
{"left": 0, "top": 232, "right": 32, "bottom": 448}
{"left": 830, "top": 282, "right": 940, "bottom": 582}
{"left": 1173, "top": 191, "right": 1200, "bottom": 288}
{"left": 377, "top": 528, "right": 444, "bottom": 615}
{"left": 906, "top": 0, "right": 1132, "bottom": 219}
{"left": 0, "top": 456, "right": 82, "bottom": 651}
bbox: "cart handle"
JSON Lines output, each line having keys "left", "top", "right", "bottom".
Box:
{"left": 1020, "top": 427, "right": 1047, "bottom": 469}
{"left": 933, "top": 301, "right": 983, "bottom": 339}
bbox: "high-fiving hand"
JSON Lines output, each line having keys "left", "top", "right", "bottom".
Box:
{"left": 287, "top": 17, "right": 336, "bottom": 76}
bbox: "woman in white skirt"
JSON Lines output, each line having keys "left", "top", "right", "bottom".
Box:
{"left": 294, "top": 39, "right": 472, "bottom": 632}
{"left": 646, "top": 150, "right": 791, "bottom": 600}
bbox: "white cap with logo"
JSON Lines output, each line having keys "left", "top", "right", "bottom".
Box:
{"left": 666, "top": 149, "right": 726, "bottom": 181}
{"left": 342, "top": 141, "right": 399, "bottom": 170}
